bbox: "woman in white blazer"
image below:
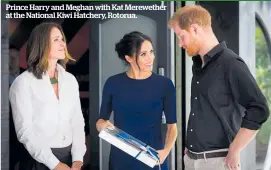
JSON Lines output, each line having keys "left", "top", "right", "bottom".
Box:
{"left": 9, "top": 22, "right": 86, "bottom": 170}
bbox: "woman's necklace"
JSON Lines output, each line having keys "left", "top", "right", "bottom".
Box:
{"left": 50, "top": 71, "right": 58, "bottom": 84}
{"left": 50, "top": 76, "right": 58, "bottom": 84}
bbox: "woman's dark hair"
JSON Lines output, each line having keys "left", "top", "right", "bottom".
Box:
{"left": 27, "top": 22, "right": 74, "bottom": 79}
{"left": 115, "top": 31, "right": 152, "bottom": 65}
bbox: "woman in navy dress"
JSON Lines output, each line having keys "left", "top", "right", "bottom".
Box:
{"left": 96, "top": 31, "right": 177, "bottom": 170}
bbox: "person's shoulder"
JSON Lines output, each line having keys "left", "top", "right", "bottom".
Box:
{"left": 152, "top": 73, "right": 171, "bottom": 81}
{"left": 13, "top": 70, "right": 32, "bottom": 83}
{"left": 64, "top": 70, "right": 77, "bottom": 81}
{"left": 220, "top": 49, "right": 250, "bottom": 73}
{"left": 222, "top": 48, "right": 245, "bottom": 64}
{"left": 152, "top": 73, "right": 175, "bottom": 87}
{"left": 106, "top": 72, "right": 126, "bottom": 83}
{"left": 100, "top": 73, "right": 125, "bottom": 90}
{"left": 58, "top": 64, "right": 77, "bottom": 83}
{"left": 10, "top": 70, "right": 32, "bottom": 91}
{"left": 110, "top": 72, "right": 125, "bottom": 79}
{"left": 62, "top": 71, "right": 79, "bottom": 90}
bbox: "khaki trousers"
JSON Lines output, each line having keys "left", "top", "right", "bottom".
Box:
{"left": 184, "top": 149, "right": 231, "bottom": 170}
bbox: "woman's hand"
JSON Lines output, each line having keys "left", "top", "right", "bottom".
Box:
{"left": 71, "top": 161, "right": 83, "bottom": 170}
{"left": 156, "top": 124, "right": 177, "bottom": 165}
{"left": 156, "top": 149, "right": 170, "bottom": 165}
{"left": 96, "top": 119, "right": 115, "bottom": 132}
{"left": 53, "top": 162, "right": 70, "bottom": 170}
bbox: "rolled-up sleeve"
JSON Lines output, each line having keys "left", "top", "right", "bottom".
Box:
{"left": 71, "top": 77, "right": 87, "bottom": 163}
{"left": 227, "top": 58, "right": 270, "bottom": 130}
{"left": 9, "top": 77, "right": 59, "bottom": 170}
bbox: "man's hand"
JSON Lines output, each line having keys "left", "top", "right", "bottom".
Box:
{"left": 156, "top": 149, "right": 170, "bottom": 165}
{"left": 223, "top": 149, "right": 241, "bottom": 170}
{"left": 71, "top": 161, "right": 83, "bottom": 170}
{"left": 53, "top": 162, "right": 70, "bottom": 170}
{"left": 184, "top": 147, "right": 188, "bottom": 155}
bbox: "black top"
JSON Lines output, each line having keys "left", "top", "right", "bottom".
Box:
{"left": 99, "top": 72, "right": 177, "bottom": 170}
{"left": 186, "top": 41, "right": 270, "bottom": 152}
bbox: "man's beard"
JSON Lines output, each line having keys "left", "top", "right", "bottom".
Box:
{"left": 185, "top": 39, "right": 199, "bottom": 56}
{"left": 186, "top": 46, "right": 199, "bottom": 56}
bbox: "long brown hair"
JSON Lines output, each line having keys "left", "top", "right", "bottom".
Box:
{"left": 27, "top": 22, "right": 74, "bottom": 79}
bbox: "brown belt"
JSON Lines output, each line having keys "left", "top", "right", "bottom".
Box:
{"left": 187, "top": 150, "right": 228, "bottom": 160}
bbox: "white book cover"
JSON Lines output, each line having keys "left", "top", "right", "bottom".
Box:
{"left": 99, "top": 126, "right": 160, "bottom": 168}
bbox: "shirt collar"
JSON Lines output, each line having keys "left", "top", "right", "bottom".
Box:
{"left": 56, "top": 63, "right": 65, "bottom": 76}
{"left": 192, "top": 41, "right": 227, "bottom": 68}
{"left": 205, "top": 41, "right": 227, "bottom": 58}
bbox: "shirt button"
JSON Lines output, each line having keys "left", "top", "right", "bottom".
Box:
{"left": 63, "top": 136, "right": 66, "bottom": 140}
{"left": 191, "top": 129, "right": 193, "bottom": 132}
{"left": 195, "top": 97, "right": 198, "bottom": 100}
{"left": 197, "top": 81, "right": 199, "bottom": 84}
{"left": 190, "top": 145, "right": 193, "bottom": 148}
{"left": 192, "top": 113, "right": 195, "bottom": 116}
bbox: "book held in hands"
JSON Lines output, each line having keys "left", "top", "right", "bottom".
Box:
{"left": 98, "top": 126, "right": 160, "bottom": 168}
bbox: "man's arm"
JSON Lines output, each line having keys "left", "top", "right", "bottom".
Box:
{"left": 229, "top": 128, "right": 257, "bottom": 153}
{"left": 227, "top": 56, "right": 269, "bottom": 138}
{"left": 225, "top": 56, "right": 270, "bottom": 168}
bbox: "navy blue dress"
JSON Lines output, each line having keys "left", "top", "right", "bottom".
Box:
{"left": 99, "top": 72, "right": 177, "bottom": 170}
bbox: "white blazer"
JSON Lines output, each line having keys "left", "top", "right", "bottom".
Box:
{"left": 9, "top": 64, "right": 86, "bottom": 170}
